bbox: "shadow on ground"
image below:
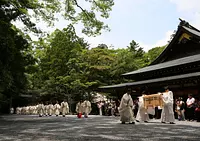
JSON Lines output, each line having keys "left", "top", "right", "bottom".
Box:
{"left": 0, "top": 115, "right": 200, "bottom": 141}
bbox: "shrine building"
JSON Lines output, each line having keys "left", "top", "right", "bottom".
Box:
{"left": 99, "top": 19, "right": 200, "bottom": 101}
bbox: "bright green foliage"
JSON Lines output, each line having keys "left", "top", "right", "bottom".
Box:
{"left": 111, "top": 40, "right": 146, "bottom": 83}
{"left": 1, "top": 0, "right": 114, "bottom": 36}
{"left": 144, "top": 46, "right": 166, "bottom": 65}
{"left": 29, "top": 38, "right": 152, "bottom": 102}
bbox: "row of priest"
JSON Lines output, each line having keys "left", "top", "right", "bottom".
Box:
{"left": 118, "top": 86, "right": 175, "bottom": 124}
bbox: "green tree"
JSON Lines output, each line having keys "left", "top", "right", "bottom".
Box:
{"left": 144, "top": 46, "right": 166, "bottom": 65}
{"left": 1, "top": 0, "right": 114, "bottom": 36}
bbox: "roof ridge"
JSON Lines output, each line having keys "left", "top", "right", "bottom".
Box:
{"left": 179, "top": 18, "right": 200, "bottom": 32}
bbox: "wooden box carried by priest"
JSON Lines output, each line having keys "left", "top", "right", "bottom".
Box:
{"left": 143, "top": 94, "right": 163, "bottom": 109}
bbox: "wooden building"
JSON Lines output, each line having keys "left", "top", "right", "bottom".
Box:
{"left": 99, "top": 19, "right": 200, "bottom": 101}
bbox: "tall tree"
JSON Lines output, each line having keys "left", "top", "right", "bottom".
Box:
{"left": 0, "top": 20, "right": 35, "bottom": 113}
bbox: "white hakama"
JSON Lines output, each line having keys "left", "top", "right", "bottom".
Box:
{"left": 61, "top": 102, "right": 69, "bottom": 116}
{"left": 161, "top": 91, "right": 175, "bottom": 123}
{"left": 119, "top": 93, "right": 135, "bottom": 123}
{"left": 83, "top": 100, "right": 92, "bottom": 118}
{"left": 54, "top": 104, "right": 61, "bottom": 116}
{"left": 136, "top": 96, "right": 149, "bottom": 122}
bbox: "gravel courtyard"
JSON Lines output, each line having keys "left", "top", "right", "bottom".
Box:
{"left": 0, "top": 115, "right": 200, "bottom": 141}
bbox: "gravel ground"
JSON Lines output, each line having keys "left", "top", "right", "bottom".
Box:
{"left": 0, "top": 115, "right": 200, "bottom": 141}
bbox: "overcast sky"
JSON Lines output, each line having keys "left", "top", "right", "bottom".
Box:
{"left": 30, "top": 0, "right": 200, "bottom": 52}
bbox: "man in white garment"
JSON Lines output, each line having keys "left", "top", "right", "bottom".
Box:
{"left": 54, "top": 101, "right": 61, "bottom": 116}
{"left": 119, "top": 88, "right": 135, "bottom": 124}
{"left": 37, "top": 102, "right": 44, "bottom": 117}
{"left": 16, "top": 107, "right": 20, "bottom": 114}
{"left": 48, "top": 102, "right": 54, "bottom": 116}
{"left": 161, "top": 86, "right": 175, "bottom": 124}
{"left": 83, "top": 100, "right": 92, "bottom": 118}
{"left": 76, "top": 100, "right": 84, "bottom": 118}
{"left": 44, "top": 102, "right": 49, "bottom": 116}
{"left": 29, "top": 106, "right": 34, "bottom": 115}
{"left": 136, "top": 95, "right": 149, "bottom": 123}
{"left": 10, "top": 107, "right": 14, "bottom": 114}
{"left": 61, "top": 100, "right": 69, "bottom": 117}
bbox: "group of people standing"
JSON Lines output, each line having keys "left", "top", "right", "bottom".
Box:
{"left": 15, "top": 99, "right": 92, "bottom": 118}
{"left": 15, "top": 100, "right": 69, "bottom": 117}
{"left": 97, "top": 100, "right": 119, "bottom": 116}
{"left": 118, "top": 86, "right": 175, "bottom": 124}
{"left": 175, "top": 94, "right": 200, "bottom": 122}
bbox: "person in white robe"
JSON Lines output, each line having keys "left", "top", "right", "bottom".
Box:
{"left": 29, "top": 106, "right": 34, "bottom": 115}
{"left": 161, "top": 86, "right": 175, "bottom": 124}
{"left": 83, "top": 100, "right": 92, "bottom": 118}
{"left": 76, "top": 100, "right": 84, "bottom": 117}
{"left": 119, "top": 88, "right": 135, "bottom": 124}
{"left": 10, "top": 107, "right": 14, "bottom": 114}
{"left": 16, "top": 107, "right": 20, "bottom": 114}
{"left": 44, "top": 103, "right": 49, "bottom": 116}
{"left": 19, "top": 107, "right": 22, "bottom": 114}
{"left": 48, "top": 102, "right": 54, "bottom": 116}
{"left": 37, "top": 103, "right": 44, "bottom": 117}
{"left": 32, "top": 105, "right": 35, "bottom": 115}
{"left": 54, "top": 101, "right": 61, "bottom": 116}
{"left": 22, "top": 107, "right": 26, "bottom": 115}
{"left": 61, "top": 100, "right": 69, "bottom": 117}
{"left": 136, "top": 95, "right": 149, "bottom": 122}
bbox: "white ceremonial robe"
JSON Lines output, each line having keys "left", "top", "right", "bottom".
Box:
{"left": 61, "top": 102, "right": 69, "bottom": 116}
{"left": 44, "top": 105, "right": 48, "bottom": 116}
{"left": 29, "top": 106, "right": 34, "bottom": 115}
{"left": 16, "top": 107, "right": 20, "bottom": 114}
{"left": 48, "top": 104, "right": 54, "bottom": 116}
{"left": 10, "top": 108, "right": 14, "bottom": 114}
{"left": 83, "top": 100, "right": 92, "bottom": 117}
{"left": 22, "top": 107, "right": 26, "bottom": 115}
{"left": 32, "top": 106, "right": 37, "bottom": 115}
{"left": 161, "top": 91, "right": 175, "bottom": 123}
{"left": 37, "top": 104, "right": 44, "bottom": 116}
{"left": 54, "top": 104, "right": 61, "bottom": 116}
{"left": 18, "top": 107, "right": 22, "bottom": 114}
{"left": 76, "top": 102, "right": 84, "bottom": 114}
{"left": 136, "top": 96, "right": 149, "bottom": 122}
{"left": 25, "top": 107, "right": 29, "bottom": 115}
{"left": 119, "top": 93, "right": 135, "bottom": 123}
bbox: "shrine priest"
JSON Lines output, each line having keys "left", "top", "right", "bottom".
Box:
{"left": 83, "top": 99, "right": 92, "bottom": 118}
{"left": 76, "top": 100, "right": 84, "bottom": 118}
{"left": 119, "top": 87, "right": 135, "bottom": 124}
{"left": 54, "top": 101, "right": 61, "bottom": 116}
{"left": 161, "top": 86, "right": 175, "bottom": 124}
{"left": 61, "top": 100, "right": 69, "bottom": 117}
{"left": 136, "top": 94, "right": 149, "bottom": 123}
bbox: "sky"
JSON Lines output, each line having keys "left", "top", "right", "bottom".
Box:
{"left": 30, "top": 0, "right": 200, "bottom": 52}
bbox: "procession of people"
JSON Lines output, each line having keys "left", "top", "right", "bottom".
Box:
{"left": 12, "top": 86, "right": 200, "bottom": 123}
